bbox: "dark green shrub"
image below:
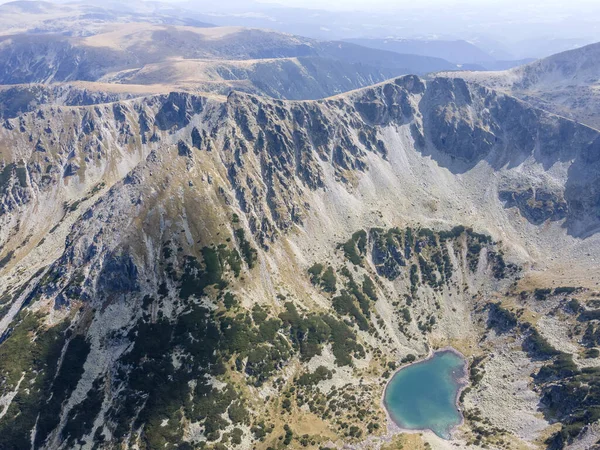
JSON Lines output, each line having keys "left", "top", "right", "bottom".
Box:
{"left": 554, "top": 287, "right": 578, "bottom": 295}
{"left": 321, "top": 267, "right": 337, "bottom": 293}
{"left": 401, "top": 354, "right": 416, "bottom": 364}
{"left": 534, "top": 288, "right": 552, "bottom": 301}
{"left": 362, "top": 276, "right": 377, "bottom": 301}
{"left": 308, "top": 263, "right": 324, "bottom": 285}
{"left": 523, "top": 327, "right": 560, "bottom": 359}
{"left": 228, "top": 402, "right": 250, "bottom": 425}
{"left": 234, "top": 229, "right": 257, "bottom": 269}
{"left": 487, "top": 302, "right": 518, "bottom": 333}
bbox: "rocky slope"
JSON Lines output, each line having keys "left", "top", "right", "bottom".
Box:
{"left": 443, "top": 42, "right": 600, "bottom": 129}
{"left": 0, "top": 82, "right": 173, "bottom": 120}
{"left": 0, "top": 75, "right": 599, "bottom": 450}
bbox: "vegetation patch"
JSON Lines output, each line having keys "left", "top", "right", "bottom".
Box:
{"left": 486, "top": 302, "right": 518, "bottom": 333}
{"left": 0, "top": 313, "right": 70, "bottom": 449}
{"left": 62, "top": 377, "right": 105, "bottom": 447}
{"left": 340, "top": 230, "right": 367, "bottom": 265}
{"left": 234, "top": 228, "right": 258, "bottom": 269}
{"left": 522, "top": 325, "right": 561, "bottom": 360}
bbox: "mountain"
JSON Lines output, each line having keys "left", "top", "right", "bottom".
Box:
{"left": 343, "top": 38, "right": 496, "bottom": 65}
{"left": 443, "top": 42, "right": 600, "bottom": 129}
{"left": 0, "top": 0, "right": 215, "bottom": 36}
{"left": 1, "top": 4, "right": 600, "bottom": 450}
{"left": 0, "top": 23, "right": 457, "bottom": 100}
{"left": 343, "top": 38, "right": 535, "bottom": 71}
{"left": 510, "top": 37, "right": 598, "bottom": 60}
{"left": 1, "top": 73, "right": 600, "bottom": 450}
{"left": 0, "top": 82, "right": 170, "bottom": 119}
{"left": 459, "top": 58, "right": 536, "bottom": 71}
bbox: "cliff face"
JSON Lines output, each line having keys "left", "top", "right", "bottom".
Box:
{"left": 4, "top": 75, "right": 598, "bottom": 258}
{"left": 0, "top": 76, "right": 599, "bottom": 449}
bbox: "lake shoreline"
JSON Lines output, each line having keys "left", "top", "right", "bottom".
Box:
{"left": 381, "top": 346, "right": 470, "bottom": 440}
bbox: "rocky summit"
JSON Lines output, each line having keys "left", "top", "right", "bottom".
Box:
{"left": 1, "top": 4, "right": 600, "bottom": 450}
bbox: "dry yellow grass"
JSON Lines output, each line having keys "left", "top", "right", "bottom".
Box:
{"left": 381, "top": 433, "right": 429, "bottom": 450}
{"left": 82, "top": 24, "right": 248, "bottom": 50}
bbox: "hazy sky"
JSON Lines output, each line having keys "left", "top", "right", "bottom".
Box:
{"left": 0, "top": 0, "right": 597, "bottom": 58}
{"left": 254, "top": 0, "right": 600, "bottom": 10}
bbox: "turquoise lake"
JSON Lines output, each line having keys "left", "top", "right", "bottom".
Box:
{"left": 384, "top": 350, "right": 467, "bottom": 439}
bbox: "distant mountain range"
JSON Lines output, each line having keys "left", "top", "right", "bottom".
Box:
{"left": 0, "top": 11, "right": 459, "bottom": 101}
{"left": 344, "top": 38, "right": 494, "bottom": 65}
{"left": 343, "top": 38, "right": 535, "bottom": 70}
{"left": 0, "top": 0, "right": 215, "bottom": 35}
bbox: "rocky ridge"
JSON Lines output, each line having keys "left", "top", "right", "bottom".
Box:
{"left": 0, "top": 75, "right": 599, "bottom": 449}
{"left": 442, "top": 42, "right": 600, "bottom": 129}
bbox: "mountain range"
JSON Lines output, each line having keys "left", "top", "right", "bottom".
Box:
{"left": 344, "top": 38, "right": 496, "bottom": 64}
{"left": 1, "top": 2, "right": 600, "bottom": 450}
{"left": 445, "top": 41, "right": 600, "bottom": 129}
{"left": 0, "top": 15, "right": 462, "bottom": 109}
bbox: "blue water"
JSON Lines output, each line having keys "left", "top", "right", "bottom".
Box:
{"left": 384, "top": 350, "right": 467, "bottom": 439}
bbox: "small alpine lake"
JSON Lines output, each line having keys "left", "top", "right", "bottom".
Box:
{"left": 383, "top": 349, "right": 468, "bottom": 439}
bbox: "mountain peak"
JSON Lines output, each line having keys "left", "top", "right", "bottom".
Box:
{"left": 443, "top": 40, "right": 600, "bottom": 129}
